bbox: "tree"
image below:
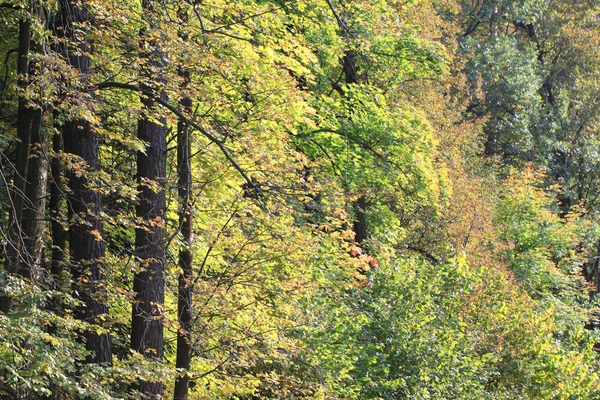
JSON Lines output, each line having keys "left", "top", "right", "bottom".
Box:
{"left": 1, "top": 2, "right": 44, "bottom": 312}
{"left": 131, "top": 0, "right": 168, "bottom": 396}
{"left": 1, "top": 1, "right": 600, "bottom": 398}
{"left": 57, "top": 0, "right": 112, "bottom": 365}
{"left": 174, "top": 7, "right": 194, "bottom": 399}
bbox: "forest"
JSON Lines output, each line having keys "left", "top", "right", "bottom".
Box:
{"left": 1, "top": 0, "right": 600, "bottom": 399}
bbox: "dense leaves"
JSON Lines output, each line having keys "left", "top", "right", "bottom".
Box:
{"left": 0, "top": 0, "right": 600, "bottom": 399}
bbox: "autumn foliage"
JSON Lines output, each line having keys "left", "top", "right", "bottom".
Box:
{"left": 1, "top": 0, "right": 600, "bottom": 399}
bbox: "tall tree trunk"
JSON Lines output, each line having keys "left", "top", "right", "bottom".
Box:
{"left": 1, "top": 15, "right": 40, "bottom": 312}
{"left": 42, "top": 132, "right": 65, "bottom": 400}
{"left": 324, "top": 2, "right": 369, "bottom": 248}
{"left": 132, "top": 1, "right": 167, "bottom": 397}
{"left": 174, "top": 58, "right": 193, "bottom": 400}
{"left": 58, "top": 0, "right": 112, "bottom": 365}
{"left": 133, "top": 102, "right": 167, "bottom": 398}
{"left": 20, "top": 109, "right": 47, "bottom": 277}
{"left": 7, "top": 19, "right": 33, "bottom": 261}
{"left": 18, "top": 12, "right": 47, "bottom": 278}
{"left": 64, "top": 119, "right": 112, "bottom": 364}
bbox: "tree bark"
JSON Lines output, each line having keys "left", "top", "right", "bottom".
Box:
{"left": 131, "top": 1, "right": 167, "bottom": 396}
{"left": 133, "top": 101, "right": 167, "bottom": 397}
{"left": 50, "top": 132, "right": 66, "bottom": 290}
{"left": 64, "top": 118, "right": 112, "bottom": 364}
{"left": 20, "top": 108, "right": 47, "bottom": 277}
{"left": 1, "top": 15, "right": 41, "bottom": 312}
{"left": 15, "top": 12, "right": 47, "bottom": 281}
{"left": 353, "top": 195, "right": 368, "bottom": 245}
{"left": 174, "top": 65, "right": 193, "bottom": 400}
{"left": 4, "top": 19, "right": 33, "bottom": 276}
{"left": 58, "top": 0, "right": 112, "bottom": 365}
{"left": 342, "top": 49, "right": 368, "bottom": 246}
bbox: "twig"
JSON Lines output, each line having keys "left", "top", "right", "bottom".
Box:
{"left": 95, "top": 81, "right": 261, "bottom": 197}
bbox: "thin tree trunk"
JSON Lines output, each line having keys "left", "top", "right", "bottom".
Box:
{"left": 5, "top": 19, "right": 33, "bottom": 274}
{"left": 18, "top": 18, "right": 47, "bottom": 278}
{"left": 1, "top": 16, "right": 38, "bottom": 313}
{"left": 42, "top": 131, "right": 65, "bottom": 400}
{"left": 174, "top": 63, "right": 193, "bottom": 400}
{"left": 50, "top": 132, "right": 66, "bottom": 290}
{"left": 20, "top": 109, "right": 47, "bottom": 278}
{"left": 132, "top": 1, "right": 167, "bottom": 396}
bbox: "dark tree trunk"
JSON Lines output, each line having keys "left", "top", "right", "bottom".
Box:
{"left": 174, "top": 65, "right": 193, "bottom": 400}
{"left": 5, "top": 19, "right": 33, "bottom": 275}
{"left": 342, "top": 50, "right": 368, "bottom": 246}
{"left": 63, "top": 118, "right": 112, "bottom": 364}
{"left": 50, "top": 132, "right": 66, "bottom": 290}
{"left": 132, "top": 103, "right": 167, "bottom": 397}
{"left": 484, "top": 129, "right": 499, "bottom": 157}
{"left": 20, "top": 108, "right": 47, "bottom": 277}
{"left": 353, "top": 196, "right": 368, "bottom": 245}
{"left": 58, "top": 0, "right": 112, "bottom": 365}
{"left": 18, "top": 24, "right": 47, "bottom": 278}
{"left": 42, "top": 132, "right": 66, "bottom": 400}
{"left": 132, "top": 1, "right": 167, "bottom": 397}
{"left": 343, "top": 52, "right": 359, "bottom": 86}
{"left": 1, "top": 17, "right": 40, "bottom": 313}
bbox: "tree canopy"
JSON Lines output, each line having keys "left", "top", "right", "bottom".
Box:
{"left": 1, "top": 0, "right": 600, "bottom": 399}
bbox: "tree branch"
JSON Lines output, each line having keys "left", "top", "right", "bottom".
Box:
{"left": 1, "top": 48, "right": 18, "bottom": 92}
{"left": 324, "top": 0, "right": 348, "bottom": 35}
{"left": 95, "top": 81, "right": 261, "bottom": 197}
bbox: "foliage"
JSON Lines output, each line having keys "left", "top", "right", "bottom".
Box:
{"left": 301, "top": 254, "right": 600, "bottom": 399}
{"left": 0, "top": 0, "right": 599, "bottom": 399}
